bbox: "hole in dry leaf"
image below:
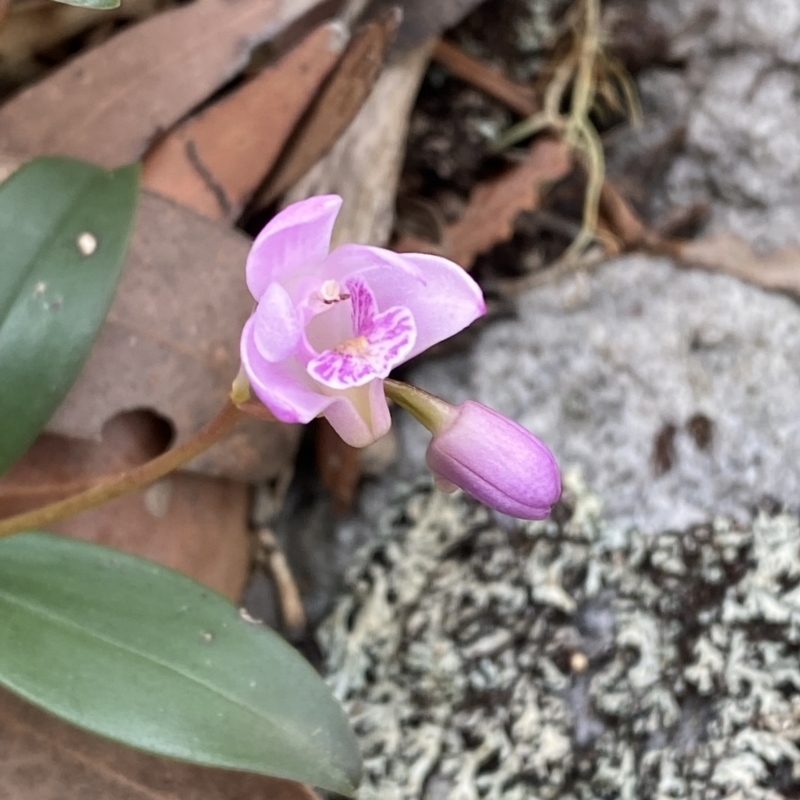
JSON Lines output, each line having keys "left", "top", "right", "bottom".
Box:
{"left": 100, "top": 408, "right": 175, "bottom": 463}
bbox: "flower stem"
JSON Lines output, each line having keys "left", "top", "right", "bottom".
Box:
{"left": 383, "top": 379, "right": 455, "bottom": 433}
{"left": 0, "top": 401, "right": 242, "bottom": 539}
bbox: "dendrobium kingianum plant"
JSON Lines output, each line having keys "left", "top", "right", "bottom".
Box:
{"left": 235, "top": 195, "right": 561, "bottom": 520}
{"left": 0, "top": 171, "right": 561, "bottom": 799}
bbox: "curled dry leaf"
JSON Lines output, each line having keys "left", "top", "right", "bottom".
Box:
{"left": 259, "top": 9, "right": 401, "bottom": 206}
{"left": 0, "top": 0, "right": 332, "bottom": 166}
{"left": 0, "top": 687, "right": 320, "bottom": 800}
{"left": 288, "top": 37, "right": 433, "bottom": 247}
{"left": 396, "top": 138, "right": 572, "bottom": 270}
{"left": 142, "top": 21, "right": 348, "bottom": 221}
{"left": 675, "top": 233, "right": 800, "bottom": 299}
{"left": 0, "top": 411, "right": 250, "bottom": 600}
{"left": 46, "top": 190, "right": 300, "bottom": 483}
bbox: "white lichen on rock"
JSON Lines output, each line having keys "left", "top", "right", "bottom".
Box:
{"left": 320, "top": 474, "right": 800, "bottom": 799}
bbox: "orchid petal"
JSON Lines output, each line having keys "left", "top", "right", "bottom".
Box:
{"left": 323, "top": 243, "right": 423, "bottom": 285}
{"left": 253, "top": 282, "right": 302, "bottom": 362}
{"left": 360, "top": 252, "right": 485, "bottom": 358}
{"left": 242, "top": 318, "right": 332, "bottom": 423}
{"left": 323, "top": 380, "right": 391, "bottom": 448}
{"left": 246, "top": 195, "right": 342, "bottom": 299}
{"left": 307, "top": 306, "right": 416, "bottom": 389}
{"left": 243, "top": 318, "right": 390, "bottom": 447}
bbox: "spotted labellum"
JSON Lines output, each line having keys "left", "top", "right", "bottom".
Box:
{"left": 239, "top": 195, "right": 561, "bottom": 520}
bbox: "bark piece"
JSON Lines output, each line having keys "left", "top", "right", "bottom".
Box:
{"left": 365, "top": 0, "right": 489, "bottom": 52}
{"left": 286, "top": 38, "right": 434, "bottom": 246}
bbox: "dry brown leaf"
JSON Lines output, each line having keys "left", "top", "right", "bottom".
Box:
{"left": 0, "top": 0, "right": 332, "bottom": 166}
{"left": 675, "top": 233, "right": 800, "bottom": 298}
{"left": 396, "top": 138, "right": 572, "bottom": 269}
{"left": 0, "top": 688, "right": 320, "bottom": 800}
{"left": 45, "top": 189, "right": 300, "bottom": 484}
{"left": 259, "top": 9, "right": 400, "bottom": 205}
{"left": 0, "top": 0, "right": 162, "bottom": 90}
{"left": 432, "top": 38, "right": 537, "bottom": 116}
{"left": 142, "top": 21, "right": 347, "bottom": 221}
{"left": 0, "top": 410, "right": 171, "bottom": 507}
{"left": 0, "top": 412, "right": 251, "bottom": 600}
{"left": 54, "top": 475, "right": 251, "bottom": 602}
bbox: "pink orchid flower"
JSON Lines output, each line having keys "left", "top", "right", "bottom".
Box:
{"left": 240, "top": 195, "right": 485, "bottom": 447}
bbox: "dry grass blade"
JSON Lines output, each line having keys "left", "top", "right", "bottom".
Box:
{"left": 675, "top": 234, "right": 800, "bottom": 299}
{"left": 256, "top": 527, "right": 307, "bottom": 636}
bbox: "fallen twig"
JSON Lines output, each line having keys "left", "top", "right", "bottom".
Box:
{"left": 432, "top": 39, "right": 538, "bottom": 116}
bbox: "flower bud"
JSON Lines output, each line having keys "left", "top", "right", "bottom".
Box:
{"left": 425, "top": 401, "right": 561, "bottom": 520}
{"left": 384, "top": 380, "right": 561, "bottom": 520}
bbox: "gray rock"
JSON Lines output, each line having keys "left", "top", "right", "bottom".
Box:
{"left": 468, "top": 255, "right": 800, "bottom": 533}
{"left": 642, "top": 0, "right": 800, "bottom": 248}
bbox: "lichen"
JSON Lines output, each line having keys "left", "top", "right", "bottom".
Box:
{"left": 320, "top": 474, "right": 800, "bottom": 799}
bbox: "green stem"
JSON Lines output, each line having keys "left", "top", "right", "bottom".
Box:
{"left": 383, "top": 379, "right": 454, "bottom": 433}
{"left": 0, "top": 401, "right": 241, "bottom": 538}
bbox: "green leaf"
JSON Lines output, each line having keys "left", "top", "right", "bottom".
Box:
{"left": 0, "top": 157, "right": 139, "bottom": 474}
{"left": 49, "top": 0, "right": 121, "bottom": 9}
{"left": 0, "top": 533, "right": 362, "bottom": 795}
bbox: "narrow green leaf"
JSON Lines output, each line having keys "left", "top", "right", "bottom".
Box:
{"left": 0, "top": 157, "right": 139, "bottom": 474}
{"left": 0, "top": 533, "right": 362, "bottom": 795}
{"left": 49, "top": 0, "right": 121, "bottom": 9}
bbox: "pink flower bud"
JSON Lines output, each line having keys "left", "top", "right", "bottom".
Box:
{"left": 383, "top": 381, "right": 560, "bottom": 520}
{"left": 425, "top": 401, "right": 561, "bottom": 520}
